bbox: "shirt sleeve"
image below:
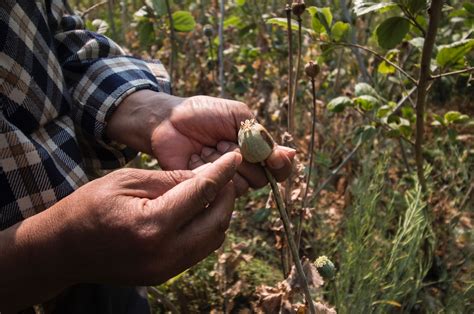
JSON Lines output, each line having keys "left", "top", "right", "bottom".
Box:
{"left": 49, "top": 1, "right": 171, "bottom": 171}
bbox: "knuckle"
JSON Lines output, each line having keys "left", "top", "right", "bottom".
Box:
{"left": 197, "top": 177, "right": 218, "bottom": 206}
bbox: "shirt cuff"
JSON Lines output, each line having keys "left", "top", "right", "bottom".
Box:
{"left": 69, "top": 56, "right": 171, "bottom": 171}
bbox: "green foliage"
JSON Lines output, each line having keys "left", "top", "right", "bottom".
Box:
{"left": 327, "top": 96, "right": 353, "bottom": 113}
{"left": 376, "top": 16, "right": 411, "bottom": 49}
{"left": 436, "top": 39, "right": 474, "bottom": 68}
{"left": 353, "top": 1, "right": 397, "bottom": 16}
{"left": 308, "top": 6, "right": 333, "bottom": 34}
{"left": 332, "top": 156, "right": 432, "bottom": 313}
{"left": 171, "top": 11, "right": 195, "bottom": 32}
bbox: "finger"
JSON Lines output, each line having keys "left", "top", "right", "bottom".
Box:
{"left": 188, "top": 154, "right": 207, "bottom": 171}
{"left": 215, "top": 142, "right": 268, "bottom": 189}
{"left": 175, "top": 183, "right": 235, "bottom": 268}
{"left": 265, "top": 146, "right": 296, "bottom": 182}
{"left": 111, "top": 168, "right": 195, "bottom": 199}
{"left": 189, "top": 155, "right": 212, "bottom": 175}
{"left": 147, "top": 152, "right": 242, "bottom": 227}
{"left": 201, "top": 146, "right": 250, "bottom": 196}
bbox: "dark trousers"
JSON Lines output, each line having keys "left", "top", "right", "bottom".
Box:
{"left": 48, "top": 284, "right": 150, "bottom": 314}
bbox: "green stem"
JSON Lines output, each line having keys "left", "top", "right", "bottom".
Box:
{"left": 263, "top": 167, "right": 315, "bottom": 314}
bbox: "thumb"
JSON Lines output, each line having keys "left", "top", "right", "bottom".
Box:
{"left": 148, "top": 152, "right": 242, "bottom": 226}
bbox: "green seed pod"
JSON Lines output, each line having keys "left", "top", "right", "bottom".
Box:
{"left": 238, "top": 119, "right": 275, "bottom": 163}
{"left": 315, "top": 256, "right": 335, "bottom": 280}
{"left": 203, "top": 24, "right": 214, "bottom": 38}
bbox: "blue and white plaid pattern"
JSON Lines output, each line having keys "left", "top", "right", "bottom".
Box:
{"left": 0, "top": 0, "right": 171, "bottom": 230}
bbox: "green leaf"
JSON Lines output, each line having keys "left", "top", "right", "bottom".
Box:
{"left": 236, "top": 0, "right": 246, "bottom": 6}
{"left": 331, "top": 22, "right": 350, "bottom": 42}
{"left": 431, "top": 113, "right": 446, "bottom": 127}
{"left": 151, "top": 0, "right": 172, "bottom": 16}
{"left": 327, "top": 96, "right": 352, "bottom": 113}
{"left": 464, "top": 2, "right": 474, "bottom": 15}
{"left": 224, "top": 15, "right": 242, "bottom": 28}
{"left": 353, "top": 1, "right": 397, "bottom": 16}
{"left": 172, "top": 11, "right": 196, "bottom": 32}
{"left": 308, "top": 7, "right": 332, "bottom": 34}
{"left": 444, "top": 111, "right": 470, "bottom": 124}
{"left": 137, "top": 21, "right": 155, "bottom": 48}
{"left": 436, "top": 39, "right": 474, "bottom": 68}
{"left": 266, "top": 17, "right": 299, "bottom": 31}
{"left": 405, "top": 0, "right": 427, "bottom": 15}
{"left": 378, "top": 49, "right": 398, "bottom": 75}
{"left": 354, "top": 95, "right": 380, "bottom": 111}
{"left": 376, "top": 105, "right": 393, "bottom": 118}
{"left": 354, "top": 125, "right": 377, "bottom": 143}
{"left": 355, "top": 82, "right": 379, "bottom": 98}
{"left": 376, "top": 17, "right": 411, "bottom": 49}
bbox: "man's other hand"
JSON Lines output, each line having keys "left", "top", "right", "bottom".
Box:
{"left": 107, "top": 91, "right": 296, "bottom": 196}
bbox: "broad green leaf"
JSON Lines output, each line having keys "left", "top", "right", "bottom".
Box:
{"left": 327, "top": 96, "right": 352, "bottom": 113}
{"left": 331, "top": 21, "right": 350, "bottom": 42}
{"left": 376, "top": 17, "right": 411, "bottom": 49}
{"left": 378, "top": 49, "right": 398, "bottom": 74}
{"left": 266, "top": 17, "right": 299, "bottom": 31}
{"left": 404, "top": 0, "right": 427, "bottom": 15}
{"left": 224, "top": 15, "right": 242, "bottom": 28}
{"left": 354, "top": 125, "right": 377, "bottom": 143}
{"left": 436, "top": 39, "right": 474, "bottom": 68}
{"left": 376, "top": 105, "right": 393, "bottom": 118}
{"left": 353, "top": 0, "right": 397, "bottom": 16}
{"left": 151, "top": 0, "right": 172, "bottom": 16}
{"left": 355, "top": 82, "right": 379, "bottom": 98}
{"left": 236, "top": 0, "right": 246, "bottom": 6}
{"left": 354, "top": 95, "right": 379, "bottom": 111}
{"left": 172, "top": 11, "right": 196, "bottom": 32}
{"left": 444, "top": 111, "right": 470, "bottom": 124}
{"left": 378, "top": 61, "right": 396, "bottom": 74}
{"left": 137, "top": 21, "right": 155, "bottom": 47}
{"left": 308, "top": 7, "right": 332, "bottom": 34}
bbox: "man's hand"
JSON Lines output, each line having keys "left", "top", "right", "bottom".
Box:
{"left": 0, "top": 153, "right": 240, "bottom": 312}
{"left": 107, "top": 91, "right": 296, "bottom": 195}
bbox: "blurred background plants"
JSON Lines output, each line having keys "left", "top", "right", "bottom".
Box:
{"left": 73, "top": 0, "right": 473, "bottom": 312}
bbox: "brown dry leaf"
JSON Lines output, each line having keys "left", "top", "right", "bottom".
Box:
{"left": 286, "top": 258, "right": 324, "bottom": 292}
{"left": 313, "top": 302, "right": 337, "bottom": 314}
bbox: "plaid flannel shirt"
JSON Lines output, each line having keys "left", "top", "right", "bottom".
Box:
{"left": 0, "top": 0, "right": 171, "bottom": 230}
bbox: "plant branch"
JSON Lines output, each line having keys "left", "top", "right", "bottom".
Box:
{"left": 310, "top": 140, "right": 363, "bottom": 202}
{"left": 286, "top": 5, "right": 295, "bottom": 134}
{"left": 415, "top": 0, "right": 443, "bottom": 193}
{"left": 399, "top": 5, "right": 427, "bottom": 37}
{"left": 296, "top": 77, "right": 317, "bottom": 250}
{"left": 81, "top": 0, "right": 107, "bottom": 18}
{"left": 315, "top": 40, "right": 418, "bottom": 85}
{"left": 263, "top": 167, "right": 315, "bottom": 314}
{"left": 218, "top": 0, "right": 225, "bottom": 97}
{"left": 165, "top": 0, "right": 176, "bottom": 83}
{"left": 292, "top": 16, "right": 303, "bottom": 108}
{"left": 430, "top": 67, "right": 474, "bottom": 80}
{"left": 340, "top": 0, "right": 371, "bottom": 82}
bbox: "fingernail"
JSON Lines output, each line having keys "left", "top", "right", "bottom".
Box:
{"left": 267, "top": 151, "right": 285, "bottom": 170}
{"left": 201, "top": 147, "right": 215, "bottom": 157}
{"left": 217, "top": 141, "right": 231, "bottom": 153}
{"left": 190, "top": 154, "right": 201, "bottom": 163}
